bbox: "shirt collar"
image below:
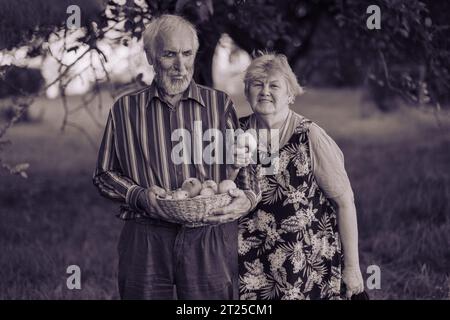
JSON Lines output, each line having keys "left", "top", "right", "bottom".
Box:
{"left": 147, "top": 80, "right": 206, "bottom": 108}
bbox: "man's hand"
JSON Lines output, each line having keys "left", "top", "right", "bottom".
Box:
{"left": 202, "top": 188, "right": 251, "bottom": 224}
{"left": 342, "top": 265, "right": 364, "bottom": 299}
{"left": 138, "top": 186, "right": 178, "bottom": 222}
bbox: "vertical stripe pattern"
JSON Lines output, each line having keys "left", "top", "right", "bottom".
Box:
{"left": 93, "top": 81, "right": 260, "bottom": 219}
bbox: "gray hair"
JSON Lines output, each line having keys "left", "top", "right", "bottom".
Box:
{"left": 244, "top": 52, "right": 304, "bottom": 98}
{"left": 142, "top": 14, "right": 199, "bottom": 63}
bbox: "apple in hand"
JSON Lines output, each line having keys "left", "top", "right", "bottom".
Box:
{"left": 173, "top": 190, "right": 189, "bottom": 200}
{"left": 181, "top": 178, "right": 202, "bottom": 197}
{"left": 202, "top": 180, "right": 218, "bottom": 193}
{"left": 218, "top": 179, "right": 237, "bottom": 194}
{"left": 236, "top": 132, "right": 257, "bottom": 153}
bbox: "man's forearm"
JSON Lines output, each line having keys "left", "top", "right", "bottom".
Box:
{"left": 93, "top": 170, "right": 145, "bottom": 212}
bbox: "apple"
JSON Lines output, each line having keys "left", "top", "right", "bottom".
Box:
{"left": 236, "top": 132, "right": 257, "bottom": 153}
{"left": 202, "top": 180, "right": 218, "bottom": 193}
{"left": 181, "top": 177, "right": 202, "bottom": 197}
{"left": 200, "top": 187, "right": 216, "bottom": 197}
{"left": 218, "top": 180, "right": 237, "bottom": 194}
{"left": 173, "top": 190, "right": 189, "bottom": 200}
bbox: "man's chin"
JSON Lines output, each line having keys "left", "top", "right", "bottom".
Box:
{"left": 162, "top": 80, "right": 191, "bottom": 95}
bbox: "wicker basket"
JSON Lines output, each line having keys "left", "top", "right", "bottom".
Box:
{"left": 156, "top": 193, "right": 233, "bottom": 227}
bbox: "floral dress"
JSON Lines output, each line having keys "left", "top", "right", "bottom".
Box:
{"left": 238, "top": 116, "right": 344, "bottom": 300}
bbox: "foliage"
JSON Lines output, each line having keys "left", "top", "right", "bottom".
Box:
{"left": 1, "top": 0, "right": 449, "bottom": 108}
{"left": 0, "top": 0, "right": 103, "bottom": 52}
{"left": 0, "top": 66, "right": 45, "bottom": 98}
{"left": 1, "top": 0, "right": 450, "bottom": 176}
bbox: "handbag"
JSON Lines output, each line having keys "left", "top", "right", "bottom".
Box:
{"left": 350, "top": 290, "right": 370, "bottom": 300}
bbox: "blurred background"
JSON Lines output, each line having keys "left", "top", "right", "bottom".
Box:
{"left": 0, "top": 0, "right": 449, "bottom": 299}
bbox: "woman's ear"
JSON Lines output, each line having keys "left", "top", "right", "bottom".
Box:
{"left": 287, "top": 95, "right": 295, "bottom": 105}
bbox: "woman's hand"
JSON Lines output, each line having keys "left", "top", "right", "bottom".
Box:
{"left": 227, "top": 146, "right": 253, "bottom": 180}
{"left": 342, "top": 265, "right": 364, "bottom": 298}
{"left": 233, "top": 146, "right": 253, "bottom": 168}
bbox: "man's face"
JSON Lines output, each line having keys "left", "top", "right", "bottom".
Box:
{"left": 152, "top": 28, "right": 196, "bottom": 96}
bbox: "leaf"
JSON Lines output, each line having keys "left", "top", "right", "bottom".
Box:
{"left": 124, "top": 20, "right": 133, "bottom": 32}
{"left": 398, "top": 28, "right": 409, "bottom": 38}
{"left": 67, "top": 46, "right": 79, "bottom": 53}
{"left": 175, "top": 0, "right": 190, "bottom": 13}
{"left": 12, "top": 163, "right": 30, "bottom": 173}
{"left": 9, "top": 163, "right": 30, "bottom": 178}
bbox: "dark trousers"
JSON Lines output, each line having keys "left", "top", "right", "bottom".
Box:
{"left": 117, "top": 218, "right": 238, "bottom": 300}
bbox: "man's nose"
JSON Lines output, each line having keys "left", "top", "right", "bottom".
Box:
{"left": 174, "top": 54, "right": 187, "bottom": 73}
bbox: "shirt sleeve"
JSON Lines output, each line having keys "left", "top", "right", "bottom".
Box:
{"left": 92, "top": 109, "right": 145, "bottom": 213}
{"left": 224, "top": 98, "right": 261, "bottom": 211}
{"left": 308, "top": 123, "right": 354, "bottom": 200}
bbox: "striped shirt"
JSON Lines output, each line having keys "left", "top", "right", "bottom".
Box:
{"left": 93, "top": 80, "right": 261, "bottom": 220}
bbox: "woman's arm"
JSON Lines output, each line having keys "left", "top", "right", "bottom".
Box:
{"left": 330, "top": 190, "right": 360, "bottom": 269}
{"left": 308, "top": 122, "right": 364, "bottom": 297}
{"left": 332, "top": 191, "right": 365, "bottom": 298}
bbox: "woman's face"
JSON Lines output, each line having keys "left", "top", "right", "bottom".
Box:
{"left": 247, "top": 71, "right": 290, "bottom": 116}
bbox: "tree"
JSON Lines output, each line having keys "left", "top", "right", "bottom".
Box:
{"left": 95, "top": 0, "right": 449, "bottom": 109}
{"left": 1, "top": 0, "right": 449, "bottom": 176}
{"left": 2, "top": 0, "right": 448, "bottom": 106}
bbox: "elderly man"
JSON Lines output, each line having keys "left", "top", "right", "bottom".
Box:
{"left": 93, "top": 14, "right": 260, "bottom": 300}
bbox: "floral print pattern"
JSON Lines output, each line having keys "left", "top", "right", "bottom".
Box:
{"left": 239, "top": 117, "right": 344, "bottom": 300}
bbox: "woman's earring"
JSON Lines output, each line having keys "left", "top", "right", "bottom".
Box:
{"left": 288, "top": 96, "right": 295, "bottom": 104}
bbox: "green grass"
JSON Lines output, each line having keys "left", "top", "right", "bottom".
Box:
{"left": 0, "top": 88, "right": 449, "bottom": 299}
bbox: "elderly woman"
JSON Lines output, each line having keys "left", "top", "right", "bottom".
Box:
{"left": 237, "top": 53, "right": 364, "bottom": 300}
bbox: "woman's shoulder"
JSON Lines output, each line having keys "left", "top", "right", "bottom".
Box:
{"left": 307, "top": 122, "right": 336, "bottom": 145}
{"left": 307, "top": 122, "right": 344, "bottom": 162}
{"left": 307, "top": 122, "right": 327, "bottom": 138}
{"left": 292, "top": 113, "right": 313, "bottom": 134}
{"left": 292, "top": 116, "right": 340, "bottom": 153}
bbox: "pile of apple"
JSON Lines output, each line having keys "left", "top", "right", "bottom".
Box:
{"left": 155, "top": 133, "right": 256, "bottom": 200}
{"left": 159, "top": 178, "right": 237, "bottom": 200}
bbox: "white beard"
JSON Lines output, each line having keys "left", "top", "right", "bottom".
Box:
{"left": 154, "top": 62, "right": 194, "bottom": 96}
{"left": 157, "top": 75, "right": 192, "bottom": 95}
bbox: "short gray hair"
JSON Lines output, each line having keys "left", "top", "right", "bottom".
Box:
{"left": 142, "top": 14, "right": 199, "bottom": 63}
{"left": 244, "top": 52, "right": 304, "bottom": 98}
